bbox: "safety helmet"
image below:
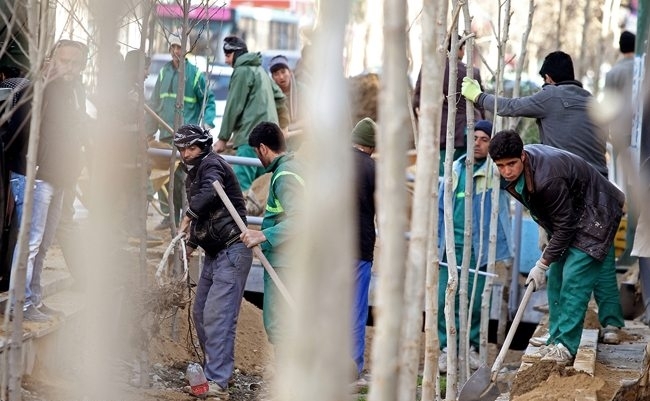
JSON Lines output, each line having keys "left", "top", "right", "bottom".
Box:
{"left": 173, "top": 124, "right": 213, "bottom": 149}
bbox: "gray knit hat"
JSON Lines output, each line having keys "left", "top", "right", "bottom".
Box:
{"left": 352, "top": 118, "right": 377, "bottom": 147}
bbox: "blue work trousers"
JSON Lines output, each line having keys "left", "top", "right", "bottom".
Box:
{"left": 352, "top": 260, "right": 372, "bottom": 375}
{"left": 193, "top": 242, "right": 252, "bottom": 388}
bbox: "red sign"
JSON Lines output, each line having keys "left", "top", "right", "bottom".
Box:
{"left": 229, "top": 0, "right": 291, "bottom": 9}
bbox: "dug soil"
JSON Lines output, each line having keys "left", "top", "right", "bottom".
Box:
{"left": 19, "top": 215, "right": 527, "bottom": 401}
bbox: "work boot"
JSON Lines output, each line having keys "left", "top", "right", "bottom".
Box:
{"left": 245, "top": 190, "right": 264, "bottom": 216}
{"left": 468, "top": 346, "right": 481, "bottom": 370}
{"left": 540, "top": 343, "right": 573, "bottom": 366}
{"left": 600, "top": 325, "right": 621, "bottom": 344}
{"left": 205, "top": 381, "right": 229, "bottom": 400}
{"left": 438, "top": 348, "right": 448, "bottom": 374}
{"left": 23, "top": 304, "right": 52, "bottom": 322}
{"left": 521, "top": 344, "right": 552, "bottom": 363}
{"left": 528, "top": 333, "right": 550, "bottom": 347}
{"left": 37, "top": 303, "right": 64, "bottom": 318}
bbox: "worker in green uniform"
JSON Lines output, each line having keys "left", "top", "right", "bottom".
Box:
{"left": 239, "top": 121, "right": 303, "bottom": 344}
{"left": 148, "top": 34, "right": 216, "bottom": 228}
{"left": 489, "top": 130, "right": 625, "bottom": 366}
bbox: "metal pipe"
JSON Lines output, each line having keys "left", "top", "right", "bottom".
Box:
{"left": 438, "top": 261, "right": 499, "bottom": 278}
{"left": 146, "top": 147, "right": 263, "bottom": 167}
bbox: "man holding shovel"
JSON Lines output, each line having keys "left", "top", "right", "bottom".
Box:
{"left": 240, "top": 121, "right": 303, "bottom": 345}
{"left": 174, "top": 124, "right": 252, "bottom": 399}
{"left": 488, "top": 130, "right": 624, "bottom": 365}
{"left": 462, "top": 50, "right": 625, "bottom": 345}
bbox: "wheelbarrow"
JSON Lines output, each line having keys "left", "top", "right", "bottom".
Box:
{"left": 458, "top": 284, "right": 534, "bottom": 401}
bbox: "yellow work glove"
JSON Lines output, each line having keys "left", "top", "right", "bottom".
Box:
{"left": 461, "top": 76, "right": 482, "bottom": 102}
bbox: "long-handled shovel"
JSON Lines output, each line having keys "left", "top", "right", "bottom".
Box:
{"left": 458, "top": 283, "right": 535, "bottom": 401}
{"left": 212, "top": 181, "right": 296, "bottom": 310}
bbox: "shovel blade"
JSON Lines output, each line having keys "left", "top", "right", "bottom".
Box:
{"left": 458, "top": 364, "right": 501, "bottom": 401}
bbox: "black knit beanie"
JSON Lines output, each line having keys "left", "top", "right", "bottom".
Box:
{"left": 223, "top": 36, "right": 248, "bottom": 64}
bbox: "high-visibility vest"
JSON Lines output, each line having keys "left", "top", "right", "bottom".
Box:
{"left": 266, "top": 170, "right": 304, "bottom": 214}
{"left": 158, "top": 65, "right": 201, "bottom": 104}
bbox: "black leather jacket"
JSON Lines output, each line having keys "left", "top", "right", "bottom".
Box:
{"left": 183, "top": 152, "right": 246, "bottom": 256}
{"left": 505, "top": 145, "right": 624, "bottom": 263}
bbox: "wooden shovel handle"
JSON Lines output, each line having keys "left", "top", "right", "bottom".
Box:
{"left": 491, "top": 284, "right": 534, "bottom": 380}
{"left": 212, "top": 181, "right": 296, "bottom": 310}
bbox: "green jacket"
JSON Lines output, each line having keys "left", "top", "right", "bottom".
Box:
{"left": 148, "top": 60, "right": 216, "bottom": 142}
{"left": 218, "top": 52, "right": 289, "bottom": 148}
{"left": 260, "top": 153, "right": 303, "bottom": 267}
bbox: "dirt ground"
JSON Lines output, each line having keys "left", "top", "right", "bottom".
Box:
{"left": 19, "top": 228, "right": 529, "bottom": 401}
{"left": 21, "top": 207, "right": 646, "bottom": 401}
{"left": 13, "top": 196, "right": 533, "bottom": 401}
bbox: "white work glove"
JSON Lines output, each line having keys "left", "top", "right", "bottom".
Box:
{"left": 526, "top": 260, "right": 549, "bottom": 291}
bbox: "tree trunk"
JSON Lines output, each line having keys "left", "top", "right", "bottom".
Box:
{"left": 367, "top": 0, "right": 410, "bottom": 400}
{"left": 441, "top": 5, "right": 463, "bottom": 396}
{"left": 3, "top": 1, "right": 50, "bottom": 399}
{"left": 397, "top": 0, "right": 443, "bottom": 396}
{"left": 274, "top": 1, "right": 354, "bottom": 401}
{"left": 420, "top": 0, "right": 447, "bottom": 398}
{"left": 137, "top": 0, "right": 154, "bottom": 388}
{"left": 555, "top": 0, "right": 564, "bottom": 50}
{"left": 576, "top": 0, "right": 592, "bottom": 80}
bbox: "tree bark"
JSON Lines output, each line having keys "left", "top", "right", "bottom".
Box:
{"left": 3, "top": 1, "right": 50, "bottom": 399}
{"left": 420, "top": 0, "right": 447, "bottom": 398}
{"left": 397, "top": 0, "right": 443, "bottom": 396}
{"left": 274, "top": 1, "right": 354, "bottom": 401}
{"left": 367, "top": 0, "right": 410, "bottom": 400}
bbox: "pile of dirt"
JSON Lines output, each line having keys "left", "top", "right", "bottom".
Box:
{"left": 512, "top": 370, "right": 605, "bottom": 401}
{"left": 19, "top": 224, "right": 273, "bottom": 401}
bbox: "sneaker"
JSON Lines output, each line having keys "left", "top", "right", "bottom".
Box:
{"left": 529, "top": 333, "right": 550, "bottom": 347}
{"left": 540, "top": 343, "right": 574, "bottom": 366}
{"left": 205, "top": 381, "right": 229, "bottom": 400}
{"left": 153, "top": 218, "right": 170, "bottom": 231}
{"left": 37, "top": 303, "right": 64, "bottom": 318}
{"left": 23, "top": 304, "right": 52, "bottom": 322}
{"left": 438, "top": 348, "right": 447, "bottom": 374}
{"left": 600, "top": 325, "right": 621, "bottom": 344}
{"left": 521, "top": 344, "right": 552, "bottom": 363}
{"left": 468, "top": 346, "right": 481, "bottom": 370}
